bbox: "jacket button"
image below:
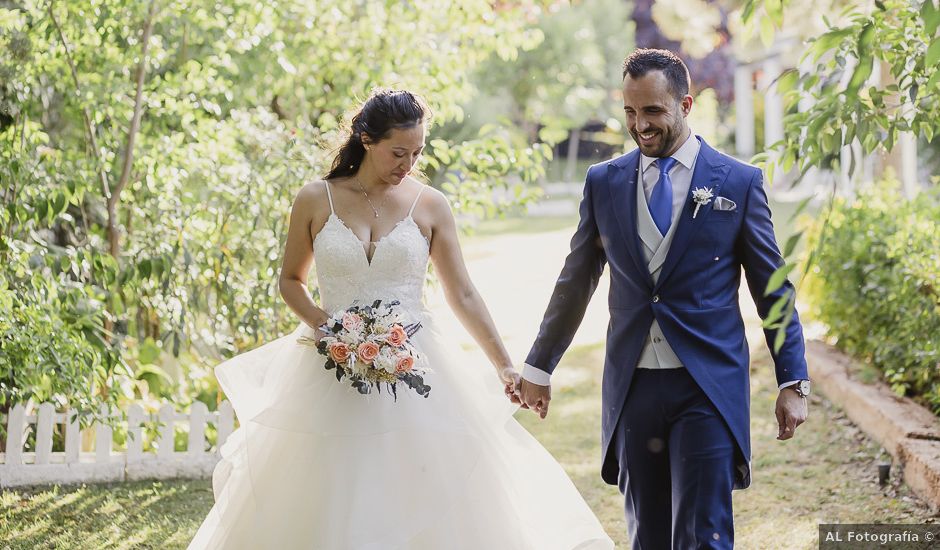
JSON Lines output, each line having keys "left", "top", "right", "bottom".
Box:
{"left": 652, "top": 295, "right": 660, "bottom": 303}
{"left": 653, "top": 336, "right": 662, "bottom": 343}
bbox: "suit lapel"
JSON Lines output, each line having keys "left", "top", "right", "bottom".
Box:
{"left": 606, "top": 154, "right": 653, "bottom": 289}
{"left": 654, "top": 140, "right": 731, "bottom": 291}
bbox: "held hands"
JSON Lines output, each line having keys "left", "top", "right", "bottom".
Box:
{"left": 519, "top": 378, "right": 552, "bottom": 419}
{"left": 775, "top": 387, "right": 808, "bottom": 440}
{"left": 499, "top": 367, "right": 523, "bottom": 405}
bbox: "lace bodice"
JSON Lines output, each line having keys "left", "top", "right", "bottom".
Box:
{"left": 312, "top": 182, "right": 430, "bottom": 314}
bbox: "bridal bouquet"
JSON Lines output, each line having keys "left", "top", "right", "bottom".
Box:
{"left": 298, "top": 300, "right": 431, "bottom": 399}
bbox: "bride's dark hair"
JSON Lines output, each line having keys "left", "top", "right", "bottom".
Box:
{"left": 325, "top": 89, "right": 431, "bottom": 180}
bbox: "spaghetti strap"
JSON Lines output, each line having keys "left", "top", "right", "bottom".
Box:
{"left": 323, "top": 180, "right": 335, "bottom": 214}
{"left": 408, "top": 185, "right": 426, "bottom": 217}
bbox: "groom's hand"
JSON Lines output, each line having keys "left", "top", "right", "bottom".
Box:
{"left": 775, "top": 387, "right": 808, "bottom": 440}
{"left": 520, "top": 379, "right": 552, "bottom": 419}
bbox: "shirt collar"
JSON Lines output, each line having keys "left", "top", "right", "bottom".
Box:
{"left": 640, "top": 132, "right": 699, "bottom": 174}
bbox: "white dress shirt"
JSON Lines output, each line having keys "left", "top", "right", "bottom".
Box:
{"left": 639, "top": 132, "right": 699, "bottom": 227}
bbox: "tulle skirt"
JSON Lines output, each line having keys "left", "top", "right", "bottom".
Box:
{"left": 188, "top": 309, "right": 614, "bottom": 550}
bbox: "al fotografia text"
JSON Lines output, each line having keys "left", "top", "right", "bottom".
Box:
{"left": 823, "top": 531, "right": 924, "bottom": 544}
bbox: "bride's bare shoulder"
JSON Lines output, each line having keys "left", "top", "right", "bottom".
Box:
{"left": 291, "top": 179, "right": 333, "bottom": 213}
{"left": 413, "top": 183, "right": 450, "bottom": 215}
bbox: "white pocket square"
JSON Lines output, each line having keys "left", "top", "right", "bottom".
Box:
{"left": 713, "top": 196, "right": 737, "bottom": 211}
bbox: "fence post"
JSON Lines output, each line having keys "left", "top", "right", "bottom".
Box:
{"left": 157, "top": 403, "right": 175, "bottom": 457}
{"left": 64, "top": 410, "right": 80, "bottom": 464}
{"left": 5, "top": 403, "right": 26, "bottom": 465}
{"left": 95, "top": 404, "right": 112, "bottom": 463}
{"left": 34, "top": 403, "right": 55, "bottom": 465}
{"left": 127, "top": 404, "right": 144, "bottom": 463}
{"left": 188, "top": 401, "right": 208, "bottom": 455}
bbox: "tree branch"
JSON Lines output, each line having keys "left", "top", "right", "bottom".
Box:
{"left": 107, "top": 0, "right": 159, "bottom": 258}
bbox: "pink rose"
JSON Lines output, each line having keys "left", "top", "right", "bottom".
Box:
{"left": 387, "top": 325, "right": 408, "bottom": 347}
{"left": 328, "top": 342, "right": 351, "bottom": 364}
{"left": 395, "top": 355, "right": 414, "bottom": 373}
{"left": 342, "top": 312, "right": 363, "bottom": 332}
{"left": 356, "top": 342, "right": 380, "bottom": 365}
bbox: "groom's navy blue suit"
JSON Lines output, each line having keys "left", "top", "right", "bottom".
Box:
{"left": 526, "top": 137, "right": 808, "bottom": 548}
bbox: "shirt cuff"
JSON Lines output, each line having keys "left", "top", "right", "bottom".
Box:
{"left": 522, "top": 363, "right": 552, "bottom": 386}
{"left": 779, "top": 380, "right": 800, "bottom": 390}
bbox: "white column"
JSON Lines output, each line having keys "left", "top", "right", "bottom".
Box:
{"left": 734, "top": 64, "right": 755, "bottom": 159}
{"left": 900, "top": 131, "right": 918, "bottom": 198}
{"left": 761, "top": 56, "right": 785, "bottom": 150}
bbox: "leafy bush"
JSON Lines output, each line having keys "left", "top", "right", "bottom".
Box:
{"left": 804, "top": 179, "right": 940, "bottom": 414}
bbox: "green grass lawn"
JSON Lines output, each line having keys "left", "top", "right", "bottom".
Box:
{"left": 3, "top": 344, "right": 935, "bottom": 549}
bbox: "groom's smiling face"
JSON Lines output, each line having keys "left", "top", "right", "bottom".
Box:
{"left": 622, "top": 70, "right": 692, "bottom": 158}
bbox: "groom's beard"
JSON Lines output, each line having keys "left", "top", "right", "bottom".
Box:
{"left": 630, "top": 117, "right": 686, "bottom": 158}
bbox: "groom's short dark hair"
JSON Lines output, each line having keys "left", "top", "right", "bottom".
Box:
{"left": 622, "top": 49, "right": 691, "bottom": 100}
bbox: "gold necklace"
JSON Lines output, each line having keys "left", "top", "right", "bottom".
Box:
{"left": 354, "top": 177, "right": 393, "bottom": 218}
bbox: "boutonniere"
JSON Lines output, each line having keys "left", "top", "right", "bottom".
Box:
{"left": 691, "top": 187, "right": 714, "bottom": 219}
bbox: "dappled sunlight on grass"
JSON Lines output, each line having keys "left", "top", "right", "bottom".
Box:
{"left": 1, "top": 480, "right": 213, "bottom": 549}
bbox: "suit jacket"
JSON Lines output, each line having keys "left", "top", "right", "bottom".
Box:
{"left": 525, "top": 137, "right": 808, "bottom": 488}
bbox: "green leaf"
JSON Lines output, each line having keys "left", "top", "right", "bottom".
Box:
{"left": 773, "top": 293, "right": 796, "bottom": 353}
{"left": 765, "top": 263, "right": 797, "bottom": 296}
{"left": 810, "top": 27, "right": 854, "bottom": 62}
{"left": 783, "top": 231, "right": 804, "bottom": 258}
{"left": 742, "top": 0, "right": 756, "bottom": 23}
{"left": 773, "top": 314, "right": 790, "bottom": 352}
{"left": 847, "top": 25, "right": 875, "bottom": 96}
{"left": 138, "top": 337, "right": 162, "bottom": 365}
{"left": 759, "top": 16, "right": 775, "bottom": 48}
{"left": 922, "top": 0, "right": 940, "bottom": 36}
{"left": 775, "top": 69, "right": 799, "bottom": 94}
{"left": 765, "top": 0, "right": 783, "bottom": 25}
{"left": 136, "top": 364, "right": 172, "bottom": 395}
{"left": 927, "top": 68, "right": 940, "bottom": 90}
{"left": 35, "top": 199, "right": 48, "bottom": 222}
{"left": 761, "top": 294, "right": 788, "bottom": 329}
{"left": 927, "top": 37, "right": 940, "bottom": 69}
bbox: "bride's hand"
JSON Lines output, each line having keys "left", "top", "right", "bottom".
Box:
{"left": 499, "top": 367, "right": 522, "bottom": 405}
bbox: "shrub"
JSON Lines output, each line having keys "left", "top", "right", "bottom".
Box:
{"left": 804, "top": 180, "right": 940, "bottom": 414}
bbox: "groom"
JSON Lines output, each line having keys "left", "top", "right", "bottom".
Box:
{"left": 519, "top": 49, "right": 809, "bottom": 549}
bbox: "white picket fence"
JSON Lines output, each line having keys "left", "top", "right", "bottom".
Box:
{"left": 0, "top": 401, "right": 235, "bottom": 488}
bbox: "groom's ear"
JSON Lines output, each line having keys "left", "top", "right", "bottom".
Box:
{"left": 681, "top": 95, "right": 693, "bottom": 117}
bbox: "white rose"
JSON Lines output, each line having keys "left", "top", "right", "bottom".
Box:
{"left": 340, "top": 330, "right": 361, "bottom": 345}
{"left": 374, "top": 348, "right": 397, "bottom": 373}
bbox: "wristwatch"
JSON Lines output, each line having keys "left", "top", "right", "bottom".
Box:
{"left": 790, "top": 379, "right": 811, "bottom": 398}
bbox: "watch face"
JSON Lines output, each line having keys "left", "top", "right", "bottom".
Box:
{"left": 798, "top": 380, "right": 810, "bottom": 396}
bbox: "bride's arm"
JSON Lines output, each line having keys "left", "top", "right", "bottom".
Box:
{"left": 426, "top": 190, "right": 515, "bottom": 382}
{"left": 278, "top": 182, "right": 331, "bottom": 332}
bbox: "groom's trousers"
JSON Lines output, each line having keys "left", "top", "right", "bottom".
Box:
{"left": 613, "top": 367, "right": 736, "bottom": 550}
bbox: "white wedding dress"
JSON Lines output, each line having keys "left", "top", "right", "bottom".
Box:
{"left": 188, "top": 182, "right": 614, "bottom": 550}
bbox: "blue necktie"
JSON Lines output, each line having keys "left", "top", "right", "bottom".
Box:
{"left": 649, "top": 157, "right": 676, "bottom": 236}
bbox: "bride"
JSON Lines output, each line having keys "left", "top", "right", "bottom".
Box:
{"left": 188, "top": 89, "right": 614, "bottom": 549}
